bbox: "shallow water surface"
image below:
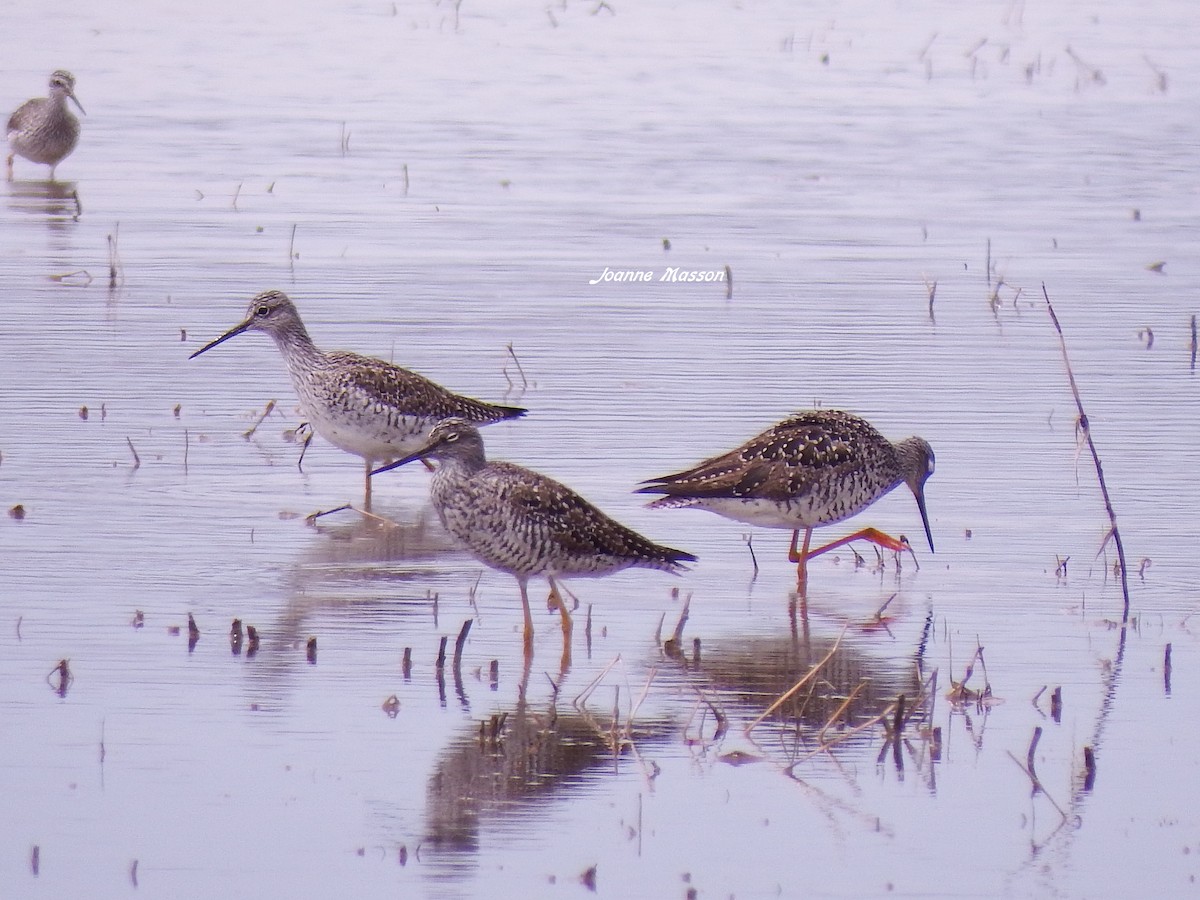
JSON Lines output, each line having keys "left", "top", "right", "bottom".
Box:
{"left": 2, "top": 1, "right": 1199, "bottom": 897}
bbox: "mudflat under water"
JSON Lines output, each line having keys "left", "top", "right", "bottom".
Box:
{"left": 2, "top": 1, "right": 1199, "bottom": 897}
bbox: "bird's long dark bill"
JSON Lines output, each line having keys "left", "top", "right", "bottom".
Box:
{"left": 189, "top": 319, "right": 252, "bottom": 359}
{"left": 70, "top": 95, "right": 86, "bottom": 115}
{"left": 915, "top": 487, "right": 934, "bottom": 553}
{"left": 371, "top": 447, "right": 432, "bottom": 477}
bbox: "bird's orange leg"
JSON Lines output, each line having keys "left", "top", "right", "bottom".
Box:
{"left": 547, "top": 577, "right": 574, "bottom": 639}
{"left": 548, "top": 576, "right": 573, "bottom": 671}
{"left": 807, "top": 527, "right": 917, "bottom": 567}
{"left": 518, "top": 579, "right": 535, "bottom": 658}
{"left": 787, "top": 528, "right": 814, "bottom": 588}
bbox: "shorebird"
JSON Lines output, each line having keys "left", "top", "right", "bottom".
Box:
{"left": 638, "top": 410, "right": 934, "bottom": 584}
{"left": 372, "top": 418, "right": 695, "bottom": 653}
{"left": 190, "top": 291, "right": 526, "bottom": 506}
{"left": 7, "top": 70, "right": 84, "bottom": 181}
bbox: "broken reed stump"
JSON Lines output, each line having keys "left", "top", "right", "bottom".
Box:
{"left": 1044, "top": 286, "right": 1131, "bottom": 622}
{"left": 453, "top": 620, "right": 472, "bottom": 668}
{"left": 435, "top": 636, "right": 448, "bottom": 670}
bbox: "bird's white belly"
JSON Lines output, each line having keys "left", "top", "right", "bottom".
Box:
{"left": 304, "top": 404, "right": 430, "bottom": 463}
{"left": 689, "top": 495, "right": 873, "bottom": 529}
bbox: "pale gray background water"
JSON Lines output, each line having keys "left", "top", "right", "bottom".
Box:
{"left": 2, "top": 1, "right": 1198, "bottom": 897}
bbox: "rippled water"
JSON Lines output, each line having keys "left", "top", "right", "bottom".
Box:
{"left": 3, "top": 0, "right": 1199, "bottom": 897}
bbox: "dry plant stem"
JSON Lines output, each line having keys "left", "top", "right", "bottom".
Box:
{"left": 694, "top": 688, "right": 728, "bottom": 742}
{"left": 572, "top": 655, "right": 622, "bottom": 710}
{"left": 435, "top": 636, "right": 448, "bottom": 669}
{"left": 746, "top": 628, "right": 846, "bottom": 733}
{"left": 670, "top": 593, "right": 691, "bottom": 644}
{"left": 453, "top": 619, "right": 472, "bottom": 668}
{"left": 1007, "top": 744, "right": 1069, "bottom": 822}
{"left": 353, "top": 506, "right": 401, "bottom": 528}
{"left": 242, "top": 400, "right": 277, "bottom": 440}
{"left": 504, "top": 343, "right": 529, "bottom": 390}
{"left": 792, "top": 699, "right": 901, "bottom": 769}
{"left": 1044, "top": 285, "right": 1131, "bottom": 621}
{"left": 305, "top": 503, "right": 352, "bottom": 524}
{"left": 125, "top": 437, "right": 141, "bottom": 468}
{"left": 624, "top": 667, "right": 658, "bottom": 739}
{"left": 816, "top": 680, "right": 868, "bottom": 743}
{"left": 742, "top": 533, "right": 759, "bottom": 577}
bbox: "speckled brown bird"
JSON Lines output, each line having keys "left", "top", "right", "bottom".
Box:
{"left": 7, "top": 70, "right": 84, "bottom": 181}
{"left": 372, "top": 418, "right": 695, "bottom": 651}
{"left": 190, "top": 291, "right": 525, "bottom": 506}
{"left": 638, "top": 410, "right": 934, "bottom": 582}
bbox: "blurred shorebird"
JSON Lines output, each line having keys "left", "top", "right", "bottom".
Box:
{"left": 190, "top": 291, "right": 525, "bottom": 506}
{"left": 372, "top": 418, "right": 695, "bottom": 653}
{"left": 638, "top": 410, "right": 934, "bottom": 584}
{"left": 7, "top": 70, "right": 85, "bottom": 181}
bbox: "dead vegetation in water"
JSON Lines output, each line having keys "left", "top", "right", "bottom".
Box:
{"left": 241, "top": 400, "right": 277, "bottom": 440}
{"left": 107, "top": 223, "right": 124, "bottom": 289}
{"left": 47, "top": 659, "right": 72, "bottom": 697}
{"left": 1045, "top": 285, "right": 1131, "bottom": 621}
{"left": 502, "top": 342, "right": 531, "bottom": 394}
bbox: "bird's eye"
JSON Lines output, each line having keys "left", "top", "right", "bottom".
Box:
{"left": 256, "top": 306, "right": 270, "bottom": 317}
{"left": 445, "top": 431, "right": 460, "bottom": 442}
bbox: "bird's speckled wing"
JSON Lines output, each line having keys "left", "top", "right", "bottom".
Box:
{"left": 327, "top": 351, "right": 525, "bottom": 423}
{"left": 486, "top": 463, "right": 692, "bottom": 568}
{"left": 640, "top": 411, "right": 884, "bottom": 502}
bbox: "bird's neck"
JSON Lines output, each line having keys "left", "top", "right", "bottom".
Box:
{"left": 270, "top": 322, "right": 325, "bottom": 375}
{"left": 433, "top": 451, "right": 487, "bottom": 484}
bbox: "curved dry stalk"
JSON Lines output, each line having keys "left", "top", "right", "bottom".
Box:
{"left": 1044, "top": 285, "right": 1131, "bottom": 621}
{"left": 745, "top": 628, "right": 847, "bottom": 734}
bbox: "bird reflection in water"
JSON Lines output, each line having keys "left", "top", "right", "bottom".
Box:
{"left": 421, "top": 668, "right": 673, "bottom": 878}
{"left": 665, "top": 607, "right": 936, "bottom": 777}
